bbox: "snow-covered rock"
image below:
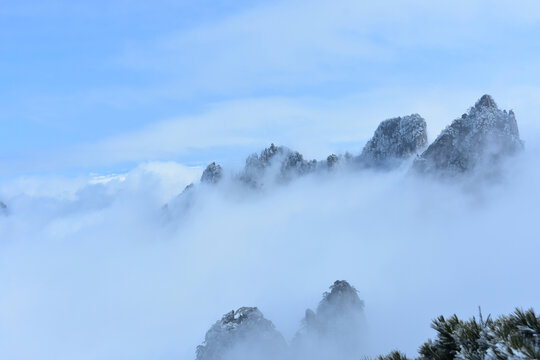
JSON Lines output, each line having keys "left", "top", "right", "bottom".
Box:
{"left": 240, "top": 143, "right": 317, "bottom": 186}
{"left": 292, "top": 280, "right": 366, "bottom": 360}
{"left": 196, "top": 307, "right": 287, "bottom": 360}
{"left": 201, "top": 162, "right": 223, "bottom": 184}
{"left": 413, "top": 95, "right": 523, "bottom": 176}
{"left": 164, "top": 95, "right": 524, "bottom": 219}
{"left": 194, "top": 281, "right": 366, "bottom": 360}
{"left": 359, "top": 114, "right": 427, "bottom": 168}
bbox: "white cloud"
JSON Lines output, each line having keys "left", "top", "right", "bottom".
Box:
{"left": 1, "top": 144, "right": 539, "bottom": 359}
{"left": 0, "top": 161, "right": 201, "bottom": 210}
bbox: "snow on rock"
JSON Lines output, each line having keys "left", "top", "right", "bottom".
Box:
{"left": 359, "top": 114, "right": 428, "bottom": 168}
{"left": 195, "top": 307, "right": 287, "bottom": 360}
{"left": 291, "top": 280, "right": 366, "bottom": 360}
{"left": 164, "top": 95, "right": 524, "bottom": 217}
{"left": 239, "top": 143, "right": 317, "bottom": 186}
{"left": 200, "top": 162, "right": 223, "bottom": 184}
{"left": 194, "top": 281, "right": 366, "bottom": 360}
{"left": 413, "top": 95, "right": 523, "bottom": 176}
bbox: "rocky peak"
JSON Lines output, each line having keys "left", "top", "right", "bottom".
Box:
{"left": 413, "top": 94, "right": 523, "bottom": 176}
{"left": 281, "top": 151, "right": 317, "bottom": 178}
{"left": 359, "top": 114, "right": 427, "bottom": 168}
{"left": 317, "top": 280, "right": 365, "bottom": 315}
{"left": 243, "top": 143, "right": 284, "bottom": 177}
{"left": 201, "top": 162, "right": 223, "bottom": 184}
{"left": 241, "top": 144, "right": 317, "bottom": 186}
{"left": 292, "top": 280, "right": 366, "bottom": 360}
{"left": 219, "top": 307, "right": 264, "bottom": 326}
{"left": 196, "top": 307, "right": 286, "bottom": 360}
{"left": 260, "top": 143, "right": 281, "bottom": 164}
{"left": 475, "top": 94, "right": 497, "bottom": 109}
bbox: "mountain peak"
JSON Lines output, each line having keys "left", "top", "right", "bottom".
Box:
{"left": 293, "top": 280, "right": 366, "bottom": 360}
{"left": 475, "top": 94, "right": 497, "bottom": 109}
{"left": 196, "top": 306, "right": 286, "bottom": 360}
{"left": 200, "top": 162, "right": 223, "bottom": 184}
{"left": 319, "top": 280, "right": 364, "bottom": 312}
{"left": 359, "top": 114, "right": 427, "bottom": 168}
{"left": 413, "top": 94, "right": 522, "bottom": 175}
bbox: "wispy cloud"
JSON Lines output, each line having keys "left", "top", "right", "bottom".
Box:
{"left": 3, "top": 0, "right": 540, "bottom": 177}
{"left": 118, "top": 0, "right": 540, "bottom": 95}
{"left": 4, "top": 84, "right": 540, "bottom": 178}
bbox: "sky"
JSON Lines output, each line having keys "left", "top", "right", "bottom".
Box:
{"left": 2, "top": 0, "right": 540, "bottom": 178}
{"left": 1, "top": 1, "right": 540, "bottom": 360}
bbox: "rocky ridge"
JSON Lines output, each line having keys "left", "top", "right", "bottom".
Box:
{"left": 167, "top": 95, "right": 523, "bottom": 212}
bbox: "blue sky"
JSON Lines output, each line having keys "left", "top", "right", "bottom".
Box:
{"left": 2, "top": 0, "right": 540, "bottom": 178}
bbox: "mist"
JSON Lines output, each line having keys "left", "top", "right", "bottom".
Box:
{"left": 0, "top": 133, "right": 539, "bottom": 360}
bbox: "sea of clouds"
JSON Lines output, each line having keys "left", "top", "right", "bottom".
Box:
{"left": 1, "top": 139, "right": 539, "bottom": 360}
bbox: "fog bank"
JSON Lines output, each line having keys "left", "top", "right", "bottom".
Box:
{"left": 1, "top": 140, "right": 539, "bottom": 359}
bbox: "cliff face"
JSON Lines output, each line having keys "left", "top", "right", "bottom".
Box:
{"left": 195, "top": 307, "right": 287, "bottom": 360}
{"left": 413, "top": 95, "right": 523, "bottom": 176}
